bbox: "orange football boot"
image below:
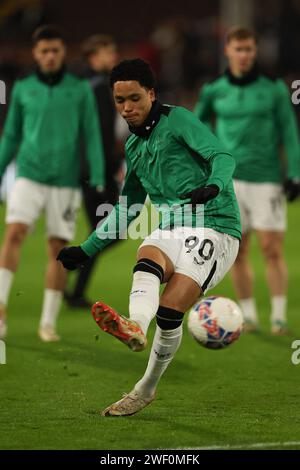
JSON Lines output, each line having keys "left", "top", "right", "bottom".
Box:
{"left": 91, "top": 301, "right": 147, "bottom": 352}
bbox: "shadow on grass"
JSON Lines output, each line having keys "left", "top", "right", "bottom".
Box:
{"left": 5, "top": 338, "right": 196, "bottom": 376}
{"left": 242, "top": 328, "right": 297, "bottom": 349}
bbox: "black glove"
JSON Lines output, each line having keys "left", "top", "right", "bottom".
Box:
{"left": 284, "top": 179, "right": 300, "bottom": 202}
{"left": 56, "top": 246, "right": 90, "bottom": 271}
{"left": 180, "top": 184, "right": 219, "bottom": 209}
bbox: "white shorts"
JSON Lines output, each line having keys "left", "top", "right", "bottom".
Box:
{"left": 6, "top": 178, "right": 81, "bottom": 241}
{"left": 139, "top": 227, "right": 240, "bottom": 292}
{"left": 233, "top": 180, "right": 286, "bottom": 233}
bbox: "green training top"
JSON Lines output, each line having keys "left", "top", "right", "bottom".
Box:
{"left": 194, "top": 71, "right": 300, "bottom": 183}
{"left": 81, "top": 104, "right": 241, "bottom": 257}
{"left": 0, "top": 73, "right": 105, "bottom": 188}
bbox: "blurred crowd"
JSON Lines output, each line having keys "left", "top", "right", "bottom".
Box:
{"left": 1, "top": 0, "right": 300, "bottom": 115}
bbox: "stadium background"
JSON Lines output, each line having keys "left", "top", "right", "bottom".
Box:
{"left": 0, "top": 0, "right": 300, "bottom": 451}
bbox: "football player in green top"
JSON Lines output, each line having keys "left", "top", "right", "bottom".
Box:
{"left": 0, "top": 25, "right": 105, "bottom": 342}
{"left": 194, "top": 27, "right": 300, "bottom": 335}
{"left": 58, "top": 58, "right": 241, "bottom": 416}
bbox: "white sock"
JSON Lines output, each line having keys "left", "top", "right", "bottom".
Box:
{"left": 240, "top": 298, "right": 258, "bottom": 323}
{"left": 0, "top": 268, "right": 14, "bottom": 307}
{"left": 134, "top": 324, "right": 183, "bottom": 398}
{"left": 271, "top": 296, "right": 287, "bottom": 323}
{"left": 129, "top": 271, "right": 160, "bottom": 335}
{"left": 40, "top": 289, "right": 63, "bottom": 328}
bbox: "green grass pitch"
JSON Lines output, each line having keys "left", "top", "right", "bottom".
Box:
{"left": 0, "top": 202, "right": 300, "bottom": 450}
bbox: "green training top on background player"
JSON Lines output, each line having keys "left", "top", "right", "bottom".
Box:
{"left": 0, "top": 25, "right": 106, "bottom": 343}
{"left": 194, "top": 26, "right": 300, "bottom": 334}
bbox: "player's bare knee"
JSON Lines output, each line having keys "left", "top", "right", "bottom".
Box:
{"left": 233, "top": 255, "right": 249, "bottom": 273}
{"left": 261, "top": 242, "right": 282, "bottom": 262}
{"left": 48, "top": 238, "right": 67, "bottom": 259}
{"left": 160, "top": 287, "right": 179, "bottom": 310}
{"left": 160, "top": 289, "right": 199, "bottom": 312}
{"left": 159, "top": 299, "right": 182, "bottom": 312}
{"left": 137, "top": 246, "right": 173, "bottom": 281}
{"left": 234, "top": 243, "right": 249, "bottom": 265}
{"left": 5, "top": 224, "right": 28, "bottom": 246}
{"left": 265, "top": 249, "right": 282, "bottom": 263}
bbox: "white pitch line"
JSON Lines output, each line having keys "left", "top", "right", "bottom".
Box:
{"left": 175, "top": 441, "right": 300, "bottom": 450}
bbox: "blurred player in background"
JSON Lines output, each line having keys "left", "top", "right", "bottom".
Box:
{"left": 65, "top": 34, "right": 123, "bottom": 309}
{"left": 0, "top": 25, "right": 105, "bottom": 341}
{"left": 58, "top": 59, "right": 241, "bottom": 416}
{"left": 194, "top": 27, "right": 300, "bottom": 334}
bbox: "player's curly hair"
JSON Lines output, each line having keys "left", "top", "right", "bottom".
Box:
{"left": 110, "top": 58, "right": 156, "bottom": 89}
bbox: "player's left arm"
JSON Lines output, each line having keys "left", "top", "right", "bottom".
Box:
{"left": 275, "top": 79, "right": 300, "bottom": 200}
{"left": 81, "top": 160, "right": 147, "bottom": 258}
{"left": 170, "top": 107, "right": 235, "bottom": 202}
{"left": 81, "top": 80, "right": 106, "bottom": 189}
{"left": 57, "top": 157, "right": 147, "bottom": 269}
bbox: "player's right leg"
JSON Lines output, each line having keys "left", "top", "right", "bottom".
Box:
{"left": 256, "top": 230, "right": 288, "bottom": 335}
{"left": 231, "top": 232, "right": 259, "bottom": 331}
{"left": 102, "top": 272, "right": 200, "bottom": 416}
{"left": 0, "top": 177, "right": 45, "bottom": 339}
{"left": 251, "top": 183, "right": 287, "bottom": 334}
{"left": 0, "top": 222, "right": 29, "bottom": 339}
{"left": 38, "top": 237, "right": 68, "bottom": 342}
{"left": 232, "top": 180, "right": 259, "bottom": 331}
{"left": 39, "top": 186, "right": 81, "bottom": 342}
{"left": 92, "top": 244, "right": 174, "bottom": 351}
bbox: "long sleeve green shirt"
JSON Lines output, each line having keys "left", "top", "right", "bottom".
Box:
{"left": 194, "top": 72, "right": 300, "bottom": 183}
{"left": 0, "top": 73, "right": 105, "bottom": 187}
{"left": 82, "top": 105, "right": 241, "bottom": 257}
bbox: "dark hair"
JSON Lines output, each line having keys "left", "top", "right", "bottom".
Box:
{"left": 110, "top": 58, "right": 156, "bottom": 89}
{"left": 81, "top": 34, "right": 115, "bottom": 59}
{"left": 32, "top": 25, "right": 65, "bottom": 45}
{"left": 226, "top": 26, "right": 257, "bottom": 44}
